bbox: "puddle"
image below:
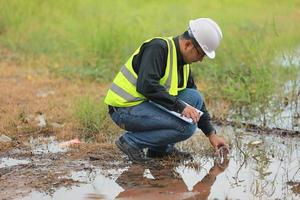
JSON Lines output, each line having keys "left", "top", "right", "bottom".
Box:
{"left": 235, "top": 73, "right": 300, "bottom": 132}
{"left": 29, "top": 136, "right": 69, "bottom": 155}
{"left": 0, "top": 157, "right": 31, "bottom": 168}
{"left": 239, "top": 47, "right": 300, "bottom": 132}
{"left": 22, "top": 168, "right": 127, "bottom": 200}
{"left": 21, "top": 126, "right": 300, "bottom": 200}
{"left": 269, "top": 47, "right": 300, "bottom": 131}
{"left": 250, "top": 74, "right": 300, "bottom": 132}
{"left": 203, "top": 127, "right": 300, "bottom": 199}
{"left": 275, "top": 46, "right": 300, "bottom": 67}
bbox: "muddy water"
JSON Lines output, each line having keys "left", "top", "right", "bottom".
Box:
{"left": 257, "top": 74, "right": 300, "bottom": 132}
{"left": 19, "top": 126, "right": 300, "bottom": 200}
{"left": 0, "top": 157, "right": 31, "bottom": 168}
{"left": 244, "top": 48, "right": 300, "bottom": 132}
{"left": 22, "top": 169, "right": 127, "bottom": 200}
{"left": 29, "top": 136, "right": 69, "bottom": 154}
{"left": 271, "top": 48, "right": 300, "bottom": 131}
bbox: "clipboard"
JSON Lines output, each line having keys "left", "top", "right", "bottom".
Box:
{"left": 149, "top": 101, "right": 203, "bottom": 124}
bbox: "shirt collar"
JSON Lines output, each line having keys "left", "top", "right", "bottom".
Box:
{"left": 173, "top": 36, "right": 186, "bottom": 66}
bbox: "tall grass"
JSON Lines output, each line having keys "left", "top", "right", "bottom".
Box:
{"left": 196, "top": 22, "right": 290, "bottom": 121}
{"left": 73, "top": 97, "right": 105, "bottom": 140}
{"left": 1, "top": 0, "right": 300, "bottom": 125}
{"left": 73, "top": 96, "right": 121, "bottom": 142}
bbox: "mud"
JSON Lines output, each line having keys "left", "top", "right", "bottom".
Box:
{"left": 1, "top": 126, "right": 300, "bottom": 200}
{"left": 0, "top": 135, "right": 124, "bottom": 200}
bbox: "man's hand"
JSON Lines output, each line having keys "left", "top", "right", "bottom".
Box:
{"left": 208, "top": 133, "right": 229, "bottom": 153}
{"left": 181, "top": 105, "right": 200, "bottom": 123}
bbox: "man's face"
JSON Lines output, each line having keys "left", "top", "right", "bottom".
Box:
{"left": 182, "top": 40, "right": 206, "bottom": 64}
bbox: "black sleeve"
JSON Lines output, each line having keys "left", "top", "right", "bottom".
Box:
{"left": 186, "top": 68, "right": 197, "bottom": 89}
{"left": 198, "top": 101, "right": 216, "bottom": 136}
{"left": 187, "top": 71, "right": 216, "bottom": 136}
{"left": 136, "top": 42, "right": 185, "bottom": 113}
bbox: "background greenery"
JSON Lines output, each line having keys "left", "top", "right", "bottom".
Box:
{"left": 0, "top": 0, "right": 299, "bottom": 127}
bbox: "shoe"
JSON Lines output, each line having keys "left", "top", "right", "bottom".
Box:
{"left": 147, "top": 147, "right": 192, "bottom": 159}
{"left": 115, "top": 136, "right": 150, "bottom": 163}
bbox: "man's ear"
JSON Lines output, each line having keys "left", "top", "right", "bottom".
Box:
{"left": 184, "top": 40, "right": 193, "bottom": 51}
{"left": 182, "top": 40, "right": 189, "bottom": 49}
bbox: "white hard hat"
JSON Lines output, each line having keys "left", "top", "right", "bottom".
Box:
{"left": 188, "top": 18, "right": 223, "bottom": 59}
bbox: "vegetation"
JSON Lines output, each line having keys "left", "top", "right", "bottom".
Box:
{"left": 0, "top": 0, "right": 299, "bottom": 131}
{"left": 73, "top": 97, "right": 104, "bottom": 137}
{"left": 73, "top": 96, "right": 121, "bottom": 142}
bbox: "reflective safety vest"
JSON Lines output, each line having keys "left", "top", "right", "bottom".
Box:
{"left": 104, "top": 37, "right": 190, "bottom": 107}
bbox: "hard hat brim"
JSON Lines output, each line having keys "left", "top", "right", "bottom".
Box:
{"left": 203, "top": 49, "right": 215, "bottom": 59}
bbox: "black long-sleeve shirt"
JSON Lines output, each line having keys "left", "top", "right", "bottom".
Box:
{"left": 119, "top": 37, "right": 215, "bottom": 136}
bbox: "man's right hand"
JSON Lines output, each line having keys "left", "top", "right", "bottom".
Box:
{"left": 181, "top": 105, "right": 200, "bottom": 123}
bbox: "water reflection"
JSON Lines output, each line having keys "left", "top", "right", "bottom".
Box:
{"left": 0, "top": 157, "right": 31, "bottom": 168}
{"left": 21, "top": 127, "right": 300, "bottom": 200}
{"left": 86, "top": 158, "right": 229, "bottom": 200}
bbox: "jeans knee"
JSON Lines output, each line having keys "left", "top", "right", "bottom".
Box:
{"left": 179, "top": 88, "right": 203, "bottom": 108}
{"left": 189, "top": 89, "right": 203, "bottom": 103}
{"left": 181, "top": 124, "right": 197, "bottom": 139}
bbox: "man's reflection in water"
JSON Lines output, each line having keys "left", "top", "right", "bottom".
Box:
{"left": 115, "top": 158, "right": 229, "bottom": 200}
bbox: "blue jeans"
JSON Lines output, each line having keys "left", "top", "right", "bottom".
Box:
{"left": 110, "top": 88, "right": 203, "bottom": 153}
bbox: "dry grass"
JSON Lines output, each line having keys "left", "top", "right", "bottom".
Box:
{"left": 0, "top": 48, "right": 115, "bottom": 149}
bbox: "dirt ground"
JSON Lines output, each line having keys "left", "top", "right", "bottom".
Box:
{"left": 0, "top": 48, "right": 125, "bottom": 199}
{"left": 0, "top": 47, "right": 226, "bottom": 200}
{"left": 2, "top": 48, "right": 299, "bottom": 200}
{"left": 1, "top": 48, "right": 208, "bottom": 200}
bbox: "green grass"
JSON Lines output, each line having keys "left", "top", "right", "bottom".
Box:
{"left": 73, "top": 96, "right": 121, "bottom": 142}
{"left": 73, "top": 96, "right": 106, "bottom": 140}
{"left": 1, "top": 0, "right": 300, "bottom": 125}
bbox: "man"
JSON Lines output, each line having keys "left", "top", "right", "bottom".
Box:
{"left": 105, "top": 18, "right": 228, "bottom": 163}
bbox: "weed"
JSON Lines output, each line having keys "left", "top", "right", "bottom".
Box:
{"left": 73, "top": 97, "right": 105, "bottom": 140}
{"left": 73, "top": 96, "right": 120, "bottom": 142}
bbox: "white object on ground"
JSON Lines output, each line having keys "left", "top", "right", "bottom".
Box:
{"left": 0, "top": 157, "right": 31, "bottom": 168}
{"left": 36, "top": 113, "right": 47, "bottom": 128}
{"left": 0, "top": 134, "right": 12, "bottom": 142}
{"left": 143, "top": 169, "right": 155, "bottom": 179}
{"left": 250, "top": 140, "right": 263, "bottom": 145}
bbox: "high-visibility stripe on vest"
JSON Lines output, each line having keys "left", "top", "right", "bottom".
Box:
{"left": 104, "top": 37, "right": 190, "bottom": 107}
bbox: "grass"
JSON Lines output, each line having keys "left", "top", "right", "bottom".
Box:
{"left": 0, "top": 0, "right": 300, "bottom": 131}
{"left": 73, "top": 96, "right": 121, "bottom": 142}
{"left": 73, "top": 97, "right": 105, "bottom": 140}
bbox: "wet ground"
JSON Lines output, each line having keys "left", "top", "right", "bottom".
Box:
{"left": 1, "top": 126, "right": 300, "bottom": 200}
{"left": 0, "top": 48, "right": 299, "bottom": 200}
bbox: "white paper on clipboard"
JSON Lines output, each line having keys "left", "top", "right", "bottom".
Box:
{"left": 149, "top": 101, "right": 203, "bottom": 124}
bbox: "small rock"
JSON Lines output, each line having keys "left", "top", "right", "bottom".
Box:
{"left": 36, "top": 113, "right": 46, "bottom": 128}
{"left": 36, "top": 90, "right": 55, "bottom": 98}
{"left": 0, "top": 134, "right": 12, "bottom": 142}
{"left": 143, "top": 169, "right": 155, "bottom": 179}
{"left": 51, "top": 122, "right": 64, "bottom": 128}
{"left": 89, "top": 155, "right": 101, "bottom": 161}
{"left": 250, "top": 140, "right": 263, "bottom": 145}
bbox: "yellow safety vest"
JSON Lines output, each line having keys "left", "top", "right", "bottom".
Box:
{"left": 104, "top": 37, "right": 190, "bottom": 107}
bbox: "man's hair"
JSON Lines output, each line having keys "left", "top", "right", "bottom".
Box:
{"left": 181, "top": 31, "right": 201, "bottom": 49}
{"left": 181, "top": 31, "right": 193, "bottom": 40}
